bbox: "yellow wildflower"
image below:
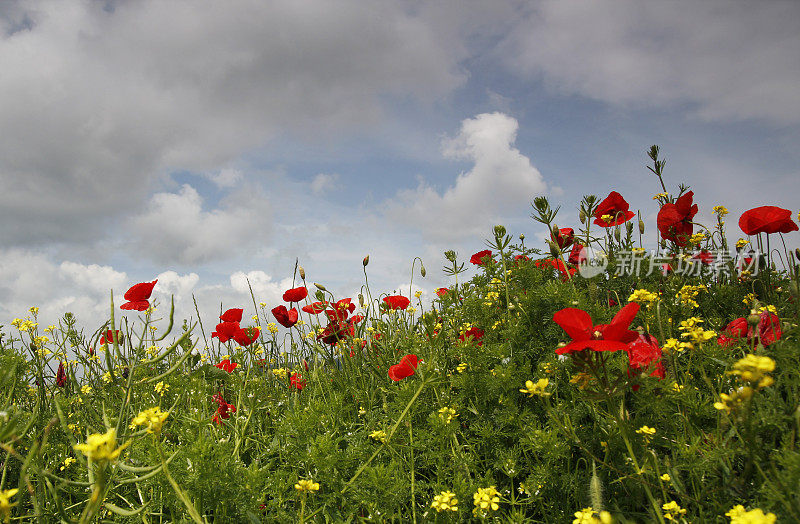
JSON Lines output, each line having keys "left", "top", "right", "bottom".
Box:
{"left": 726, "top": 505, "right": 776, "bottom": 524}
{"left": 736, "top": 238, "right": 750, "bottom": 249}
{"left": 73, "top": 428, "right": 129, "bottom": 463}
{"left": 573, "top": 506, "right": 612, "bottom": 524}
{"left": 472, "top": 486, "right": 500, "bottom": 517}
{"left": 438, "top": 407, "right": 457, "bottom": 424}
{"left": 369, "top": 430, "right": 387, "bottom": 443}
{"left": 80, "top": 385, "right": 92, "bottom": 395}
{"left": 456, "top": 362, "right": 468, "bottom": 373}
{"left": 0, "top": 488, "right": 19, "bottom": 523}
{"left": 628, "top": 289, "right": 658, "bottom": 305}
{"left": 520, "top": 378, "right": 550, "bottom": 397}
{"left": 713, "top": 205, "right": 729, "bottom": 216}
{"left": 131, "top": 407, "right": 169, "bottom": 434}
{"left": 154, "top": 381, "right": 169, "bottom": 396}
{"left": 431, "top": 490, "right": 458, "bottom": 512}
{"left": 662, "top": 501, "right": 686, "bottom": 521}
{"left": 729, "top": 355, "right": 775, "bottom": 389}
{"left": 294, "top": 479, "right": 320, "bottom": 493}
{"left": 660, "top": 473, "right": 671, "bottom": 482}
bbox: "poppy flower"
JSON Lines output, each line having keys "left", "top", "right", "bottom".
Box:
{"left": 534, "top": 258, "right": 576, "bottom": 280}
{"left": 383, "top": 295, "right": 410, "bottom": 310}
{"left": 282, "top": 286, "right": 308, "bottom": 303}
{"left": 56, "top": 361, "right": 67, "bottom": 387}
{"left": 388, "top": 354, "right": 418, "bottom": 381}
{"left": 717, "top": 313, "right": 781, "bottom": 347}
{"left": 211, "top": 392, "right": 236, "bottom": 424}
{"left": 435, "top": 287, "right": 449, "bottom": 297}
{"left": 739, "top": 206, "right": 798, "bottom": 235}
{"left": 234, "top": 326, "right": 260, "bottom": 346}
{"left": 100, "top": 329, "right": 123, "bottom": 346}
{"left": 325, "top": 299, "right": 356, "bottom": 322}
{"left": 458, "top": 326, "right": 484, "bottom": 346}
{"left": 568, "top": 244, "right": 586, "bottom": 266}
{"left": 289, "top": 372, "right": 306, "bottom": 391}
{"left": 272, "top": 305, "right": 298, "bottom": 328}
{"left": 692, "top": 250, "right": 714, "bottom": 265}
{"left": 120, "top": 280, "right": 157, "bottom": 311}
{"left": 470, "top": 249, "right": 493, "bottom": 266}
{"left": 317, "top": 320, "right": 355, "bottom": 345}
{"left": 657, "top": 191, "right": 698, "bottom": 246}
{"left": 215, "top": 359, "right": 239, "bottom": 373}
{"left": 513, "top": 255, "right": 531, "bottom": 266}
{"left": 551, "top": 227, "right": 574, "bottom": 249}
{"left": 219, "top": 308, "right": 243, "bottom": 323}
{"left": 553, "top": 303, "right": 640, "bottom": 355}
{"left": 593, "top": 192, "right": 635, "bottom": 227}
{"left": 302, "top": 301, "right": 328, "bottom": 314}
{"left": 626, "top": 333, "right": 665, "bottom": 390}
{"left": 212, "top": 321, "right": 240, "bottom": 343}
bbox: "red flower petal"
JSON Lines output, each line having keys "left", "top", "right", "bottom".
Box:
{"left": 739, "top": 206, "right": 798, "bottom": 235}
{"left": 234, "top": 326, "right": 260, "bottom": 346}
{"left": 220, "top": 308, "right": 243, "bottom": 322}
{"left": 470, "top": 249, "right": 493, "bottom": 265}
{"left": 123, "top": 280, "right": 157, "bottom": 301}
{"left": 383, "top": 295, "right": 411, "bottom": 310}
{"left": 302, "top": 301, "right": 328, "bottom": 314}
{"left": 121, "top": 300, "right": 151, "bottom": 311}
{"left": 552, "top": 308, "right": 593, "bottom": 342}
{"left": 282, "top": 286, "right": 308, "bottom": 303}
{"left": 272, "top": 305, "right": 299, "bottom": 328}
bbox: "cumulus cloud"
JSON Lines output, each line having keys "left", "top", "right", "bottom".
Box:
{"left": 204, "top": 168, "right": 243, "bottom": 189}
{"left": 386, "top": 112, "right": 547, "bottom": 241}
{"left": 59, "top": 261, "right": 128, "bottom": 295}
{"left": 310, "top": 173, "right": 340, "bottom": 196}
{"left": 127, "top": 184, "right": 267, "bottom": 266}
{"left": 502, "top": 0, "right": 800, "bottom": 124}
{"left": 0, "top": 0, "right": 466, "bottom": 245}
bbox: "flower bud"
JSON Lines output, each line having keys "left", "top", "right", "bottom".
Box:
{"left": 358, "top": 293, "right": 365, "bottom": 308}
{"left": 298, "top": 266, "right": 306, "bottom": 280}
{"left": 444, "top": 250, "right": 457, "bottom": 263}
{"left": 519, "top": 234, "right": 525, "bottom": 242}
{"left": 639, "top": 218, "right": 645, "bottom": 235}
{"left": 548, "top": 241, "right": 560, "bottom": 258}
{"left": 314, "top": 282, "right": 327, "bottom": 292}
{"left": 420, "top": 264, "right": 426, "bottom": 277}
{"left": 494, "top": 224, "right": 506, "bottom": 239}
{"left": 579, "top": 209, "right": 587, "bottom": 224}
{"left": 362, "top": 255, "right": 369, "bottom": 267}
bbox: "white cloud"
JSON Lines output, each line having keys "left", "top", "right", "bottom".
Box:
{"left": 204, "top": 168, "right": 243, "bottom": 189}
{"left": 502, "top": 0, "right": 800, "bottom": 124}
{"left": 127, "top": 184, "right": 267, "bottom": 265}
{"left": 310, "top": 173, "right": 340, "bottom": 196}
{"left": 58, "top": 261, "right": 128, "bottom": 296}
{"left": 386, "top": 112, "right": 548, "bottom": 241}
{"left": 0, "top": 0, "right": 466, "bottom": 245}
{"left": 230, "top": 270, "right": 294, "bottom": 304}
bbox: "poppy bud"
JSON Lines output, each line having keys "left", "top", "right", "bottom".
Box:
{"left": 639, "top": 218, "right": 645, "bottom": 235}
{"left": 314, "top": 282, "right": 327, "bottom": 292}
{"left": 551, "top": 224, "right": 559, "bottom": 237}
{"left": 420, "top": 264, "right": 426, "bottom": 277}
{"left": 548, "top": 241, "right": 560, "bottom": 258}
{"left": 358, "top": 293, "right": 365, "bottom": 308}
{"left": 363, "top": 255, "right": 369, "bottom": 267}
{"left": 299, "top": 266, "right": 305, "bottom": 280}
{"left": 314, "top": 290, "right": 325, "bottom": 302}
{"left": 519, "top": 234, "right": 525, "bottom": 242}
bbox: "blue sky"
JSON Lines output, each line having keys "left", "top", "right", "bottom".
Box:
{"left": 1, "top": 0, "right": 799, "bottom": 339}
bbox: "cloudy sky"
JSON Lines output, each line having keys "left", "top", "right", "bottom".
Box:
{"left": 2, "top": 0, "right": 799, "bottom": 339}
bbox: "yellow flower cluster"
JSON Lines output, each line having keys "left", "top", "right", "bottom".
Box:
{"left": 60, "top": 457, "right": 76, "bottom": 471}
{"left": 266, "top": 322, "right": 279, "bottom": 334}
{"left": 713, "top": 205, "right": 729, "bottom": 217}
{"left": 438, "top": 407, "right": 457, "bottom": 424}
{"left": 294, "top": 479, "right": 320, "bottom": 493}
{"left": 677, "top": 285, "right": 707, "bottom": 308}
{"left": 472, "top": 486, "right": 500, "bottom": 517}
{"left": 73, "top": 428, "right": 129, "bottom": 463}
{"left": 369, "top": 430, "right": 387, "bottom": 443}
{"left": 714, "top": 387, "right": 754, "bottom": 414}
{"left": 11, "top": 318, "right": 37, "bottom": 332}
{"left": 131, "top": 407, "right": 169, "bottom": 434}
{"left": 272, "top": 368, "right": 289, "bottom": 379}
{"left": 660, "top": 473, "right": 671, "bottom": 482}
{"left": 726, "top": 505, "right": 776, "bottom": 523}
{"left": 628, "top": 289, "right": 658, "bottom": 305}
{"left": 729, "top": 354, "right": 775, "bottom": 389}
{"left": 736, "top": 238, "right": 750, "bottom": 249}
{"left": 636, "top": 426, "right": 656, "bottom": 443}
{"left": 80, "top": 385, "right": 92, "bottom": 395}
{"left": 520, "top": 378, "right": 550, "bottom": 398}
{"left": 154, "top": 381, "right": 169, "bottom": 396}
{"left": 689, "top": 232, "right": 707, "bottom": 245}
{"left": 757, "top": 305, "right": 777, "bottom": 315}
{"left": 679, "top": 317, "right": 716, "bottom": 344}
{"left": 662, "top": 501, "right": 686, "bottom": 521}
{"left": 663, "top": 338, "right": 692, "bottom": 353}
{"left": 456, "top": 362, "right": 468, "bottom": 373}
{"left": 653, "top": 192, "right": 669, "bottom": 200}
{"left": 573, "top": 507, "right": 612, "bottom": 524}
{"left": 483, "top": 290, "right": 500, "bottom": 306}
{"left": 0, "top": 488, "right": 19, "bottom": 522}
{"left": 431, "top": 490, "right": 458, "bottom": 512}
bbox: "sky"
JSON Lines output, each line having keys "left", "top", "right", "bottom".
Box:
{"left": 2, "top": 0, "right": 799, "bottom": 341}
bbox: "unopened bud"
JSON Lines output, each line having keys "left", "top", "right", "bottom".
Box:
{"left": 314, "top": 290, "right": 325, "bottom": 302}
{"left": 358, "top": 293, "right": 365, "bottom": 308}
{"left": 444, "top": 250, "right": 457, "bottom": 263}
{"left": 639, "top": 218, "right": 645, "bottom": 235}
{"left": 298, "top": 266, "right": 305, "bottom": 280}
{"left": 548, "top": 241, "right": 560, "bottom": 258}
{"left": 363, "top": 255, "right": 369, "bottom": 267}
{"left": 519, "top": 234, "right": 525, "bottom": 242}
{"left": 420, "top": 264, "right": 426, "bottom": 277}
{"left": 314, "top": 282, "right": 327, "bottom": 292}
{"left": 579, "top": 209, "right": 587, "bottom": 224}
{"left": 494, "top": 225, "right": 506, "bottom": 239}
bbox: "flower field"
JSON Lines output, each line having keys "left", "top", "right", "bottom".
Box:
{"left": 1, "top": 147, "right": 799, "bottom": 522}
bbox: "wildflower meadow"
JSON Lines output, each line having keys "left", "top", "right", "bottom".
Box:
{"left": 2, "top": 146, "right": 799, "bottom": 522}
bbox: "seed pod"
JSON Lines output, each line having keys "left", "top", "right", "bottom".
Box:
{"left": 358, "top": 293, "right": 365, "bottom": 308}
{"left": 519, "top": 234, "right": 525, "bottom": 242}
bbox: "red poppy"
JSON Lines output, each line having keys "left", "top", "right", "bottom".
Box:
{"left": 317, "top": 320, "right": 355, "bottom": 345}
{"left": 56, "top": 361, "right": 67, "bottom": 387}
{"left": 120, "top": 280, "right": 157, "bottom": 311}
{"left": 739, "top": 206, "right": 798, "bottom": 235}
{"left": 211, "top": 392, "right": 236, "bottom": 424}
{"left": 514, "top": 255, "right": 531, "bottom": 265}
{"left": 657, "top": 191, "right": 698, "bottom": 246}
{"left": 302, "top": 301, "right": 328, "bottom": 314}
{"left": 289, "top": 372, "right": 306, "bottom": 391}
{"left": 215, "top": 359, "right": 239, "bottom": 373}
{"left": 692, "top": 250, "right": 714, "bottom": 265}
{"left": 593, "top": 192, "right": 635, "bottom": 227}
{"left": 553, "top": 303, "right": 640, "bottom": 355}
{"left": 234, "top": 326, "right": 260, "bottom": 346}
{"left": 383, "top": 295, "right": 410, "bottom": 310}
{"left": 212, "top": 321, "right": 240, "bottom": 343}
{"left": 388, "top": 354, "right": 418, "bottom": 381}
{"left": 282, "top": 286, "right": 308, "bottom": 303}
{"left": 350, "top": 314, "right": 365, "bottom": 324}
{"left": 458, "top": 326, "right": 484, "bottom": 346}
{"left": 435, "top": 287, "right": 449, "bottom": 297}
{"left": 568, "top": 244, "right": 586, "bottom": 266}
{"left": 220, "top": 308, "right": 243, "bottom": 323}
{"left": 470, "top": 249, "right": 493, "bottom": 265}
{"left": 551, "top": 227, "right": 575, "bottom": 249}
{"left": 717, "top": 313, "right": 781, "bottom": 347}
{"left": 534, "top": 258, "right": 576, "bottom": 280}
{"left": 100, "top": 329, "right": 123, "bottom": 346}
{"left": 626, "top": 333, "right": 665, "bottom": 390}
{"left": 325, "top": 298, "right": 356, "bottom": 322}
{"left": 272, "top": 306, "right": 298, "bottom": 328}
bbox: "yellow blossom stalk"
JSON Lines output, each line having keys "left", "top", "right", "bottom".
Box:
{"left": 431, "top": 490, "right": 458, "bottom": 512}
{"left": 131, "top": 407, "right": 169, "bottom": 434}
{"left": 294, "top": 479, "right": 320, "bottom": 493}
{"left": 662, "top": 501, "right": 686, "bottom": 521}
